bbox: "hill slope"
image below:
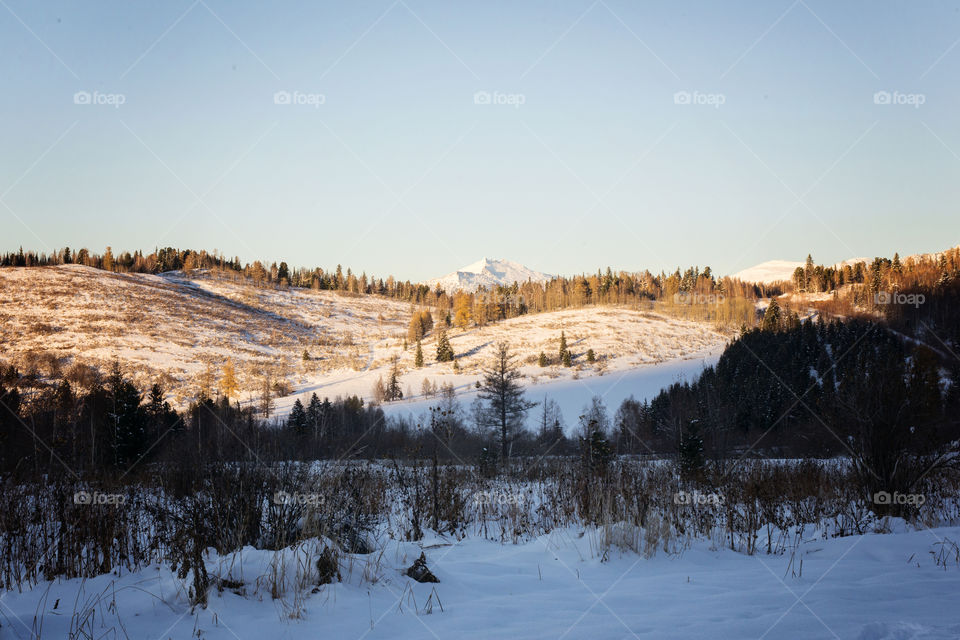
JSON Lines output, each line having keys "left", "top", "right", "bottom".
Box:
{"left": 0, "top": 265, "right": 728, "bottom": 412}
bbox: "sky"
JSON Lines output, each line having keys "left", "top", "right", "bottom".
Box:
{"left": 1, "top": 0, "right": 959, "bottom": 282}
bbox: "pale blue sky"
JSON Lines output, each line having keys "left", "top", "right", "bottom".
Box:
{"left": 1, "top": 0, "right": 958, "bottom": 281}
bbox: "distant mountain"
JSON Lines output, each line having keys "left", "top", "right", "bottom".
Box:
{"left": 425, "top": 258, "right": 553, "bottom": 292}
{"left": 731, "top": 257, "right": 875, "bottom": 284}
{"left": 730, "top": 249, "right": 956, "bottom": 285}
{"left": 730, "top": 260, "right": 805, "bottom": 284}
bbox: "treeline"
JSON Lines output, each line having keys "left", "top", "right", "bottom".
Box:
{"left": 790, "top": 248, "right": 960, "bottom": 295}
{"left": 614, "top": 315, "right": 960, "bottom": 497}
{"left": 0, "top": 359, "right": 567, "bottom": 479}
{"left": 2, "top": 245, "right": 776, "bottom": 327}
{"left": 792, "top": 249, "right": 960, "bottom": 351}
{"left": 0, "top": 361, "right": 391, "bottom": 477}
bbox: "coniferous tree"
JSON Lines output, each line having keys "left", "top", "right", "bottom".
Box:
{"left": 477, "top": 342, "right": 536, "bottom": 459}
{"left": 436, "top": 328, "right": 454, "bottom": 363}
{"left": 558, "top": 331, "right": 569, "bottom": 365}
{"left": 761, "top": 298, "right": 782, "bottom": 332}
{"left": 384, "top": 358, "right": 403, "bottom": 401}
{"left": 414, "top": 340, "right": 424, "bottom": 368}
{"left": 677, "top": 420, "right": 705, "bottom": 478}
{"left": 306, "top": 393, "right": 323, "bottom": 438}
{"left": 288, "top": 398, "right": 307, "bottom": 434}
{"left": 107, "top": 363, "right": 147, "bottom": 469}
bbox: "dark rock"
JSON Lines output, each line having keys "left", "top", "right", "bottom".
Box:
{"left": 405, "top": 552, "right": 439, "bottom": 583}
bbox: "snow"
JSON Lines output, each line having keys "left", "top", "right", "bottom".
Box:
{"left": 728, "top": 247, "right": 957, "bottom": 285}
{"left": 730, "top": 260, "right": 804, "bottom": 284}
{"left": 377, "top": 345, "right": 722, "bottom": 433}
{"left": 0, "top": 266, "right": 728, "bottom": 414}
{"left": 270, "top": 307, "right": 729, "bottom": 429}
{"left": 425, "top": 258, "right": 553, "bottom": 292}
{"left": 4, "top": 524, "right": 958, "bottom": 639}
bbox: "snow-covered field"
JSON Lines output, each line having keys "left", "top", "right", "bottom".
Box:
{"left": 3, "top": 523, "right": 957, "bottom": 639}
{"left": 0, "top": 266, "right": 729, "bottom": 418}
{"left": 370, "top": 346, "right": 722, "bottom": 433}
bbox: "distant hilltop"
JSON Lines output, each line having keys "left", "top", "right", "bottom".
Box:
{"left": 425, "top": 258, "right": 553, "bottom": 292}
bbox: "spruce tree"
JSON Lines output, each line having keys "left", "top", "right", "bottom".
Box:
{"left": 107, "top": 363, "right": 147, "bottom": 468}
{"left": 436, "top": 328, "right": 454, "bottom": 362}
{"left": 477, "top": 342, "right": 536, "bottom": 459}
{"left": 385, "top": 358, "right": 403, "bottom": 401}
{"left": 538, "top": 351, "right": 548, "bottom": 367}
{"left": 288, "top": 399, "right": 308, "bottom": 434}
{"left": 761, "top": 298, "right": 782, "bottom": 332}
{"left": 306, "top": 393, "right": 323, "bottom": 438}
{"left": 559, "top": 331, "right": 571, "bottom": 366}
{"left": 414, "top": 340, "right": 424, "bottom": 368}
{"left": 677, "top": 421, "right": 704, "bottom": 478}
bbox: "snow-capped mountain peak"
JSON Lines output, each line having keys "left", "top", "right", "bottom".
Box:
{"left": 426, "top": 258, "right": 553, "bottom": 292}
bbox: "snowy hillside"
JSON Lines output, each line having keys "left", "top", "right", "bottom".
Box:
{"left": 425, "top": 258, "right": 553, "bottom": 292}
{"left": 0, "top": 265, "right": 728, "bottom": 414}
{"left": 731, "top": 247, "right": 958, "bottom": 285}
{"left": 730, "top": 260, "right": 805, "bottom": 284}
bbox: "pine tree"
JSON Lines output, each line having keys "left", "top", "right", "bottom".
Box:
{"left": 793, "top": 266, "right": 807, "bottom": 293}
{"left": 586, "top": 348, "right": 595, "bottom": 363}
{"left": 538, "top": 351, "right": 548, "bottom": 367}
{"left": 477, "top": 342, "right": 536, "bottom": 459}
{"left": 288, "top": 398, "right": 307, "bottom": 434}
{"left": 414, "top": 340, "right": 424, "bottom": 368}
{"left": 677, "top": 420, "right": 704, "bottom": 477}
{"left": 385, "top": 358, "right": 403, "bottom": 401}
{"left": 761, "top": 298, "right": 782, "bottom": 332}
{"left": 559, "top": 331, "right": 571, "bottom": 367}
{"left": 436, "top": 328, "right": 454, "bottom": 362}
{"left": 107, "top": 363, "right": 146, "bottom": 468}
{"left": 306, "top": 393, "right": 323, "bottom": 438}
{"left": 804, "top": 254, "right": 815, "bottom": 292}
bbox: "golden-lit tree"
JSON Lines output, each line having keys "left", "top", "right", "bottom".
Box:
{"left": 219, "top": 360, "right": 239, "bottom": 400}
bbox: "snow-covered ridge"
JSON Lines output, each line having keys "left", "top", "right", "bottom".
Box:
{"left": 425, "top": 258, "right": 553, "bottom": 292}
{"left": 730, "top": 260, "right": 805, "bottom": 285}
{"left": 730, "top": 246, "right": 957, "bottom": 285}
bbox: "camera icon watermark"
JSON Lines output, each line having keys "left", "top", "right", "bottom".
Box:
{"left": 273, "top": 491, "right": 324, "bottom": 506}
{"left": 73, "top": 90, "right": 126, "bottom": 108}
{"left": 476, "top": 291, "right": 526, "bottom": 307}
{"left": 74, "top": 490, "right": 127, "bottom": 506}
{"left": 674, "top": 490, "right": 723, "bottom": 505}
{"left": 673, "top": 90, "right": 725, "bottom": 109}
{"left": 872, "top": 491, "right": 924, "bottom": 506}
{"left": 873, "top": 90, "right": 925, "bottom": 108}
{"left": 673, "top": 292, "right": 725, "bottom": 305}
{"left": 874, "top": 291, "right": 924, "bottom": 308}
{"left": 273, "top": 90, "right": 325, "bottom": 108}
{"left": 473, "top": 90, "right": 525, "bottom": 108}
{"left": 473, "top": 490, "right": 524, "bottom": 506}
